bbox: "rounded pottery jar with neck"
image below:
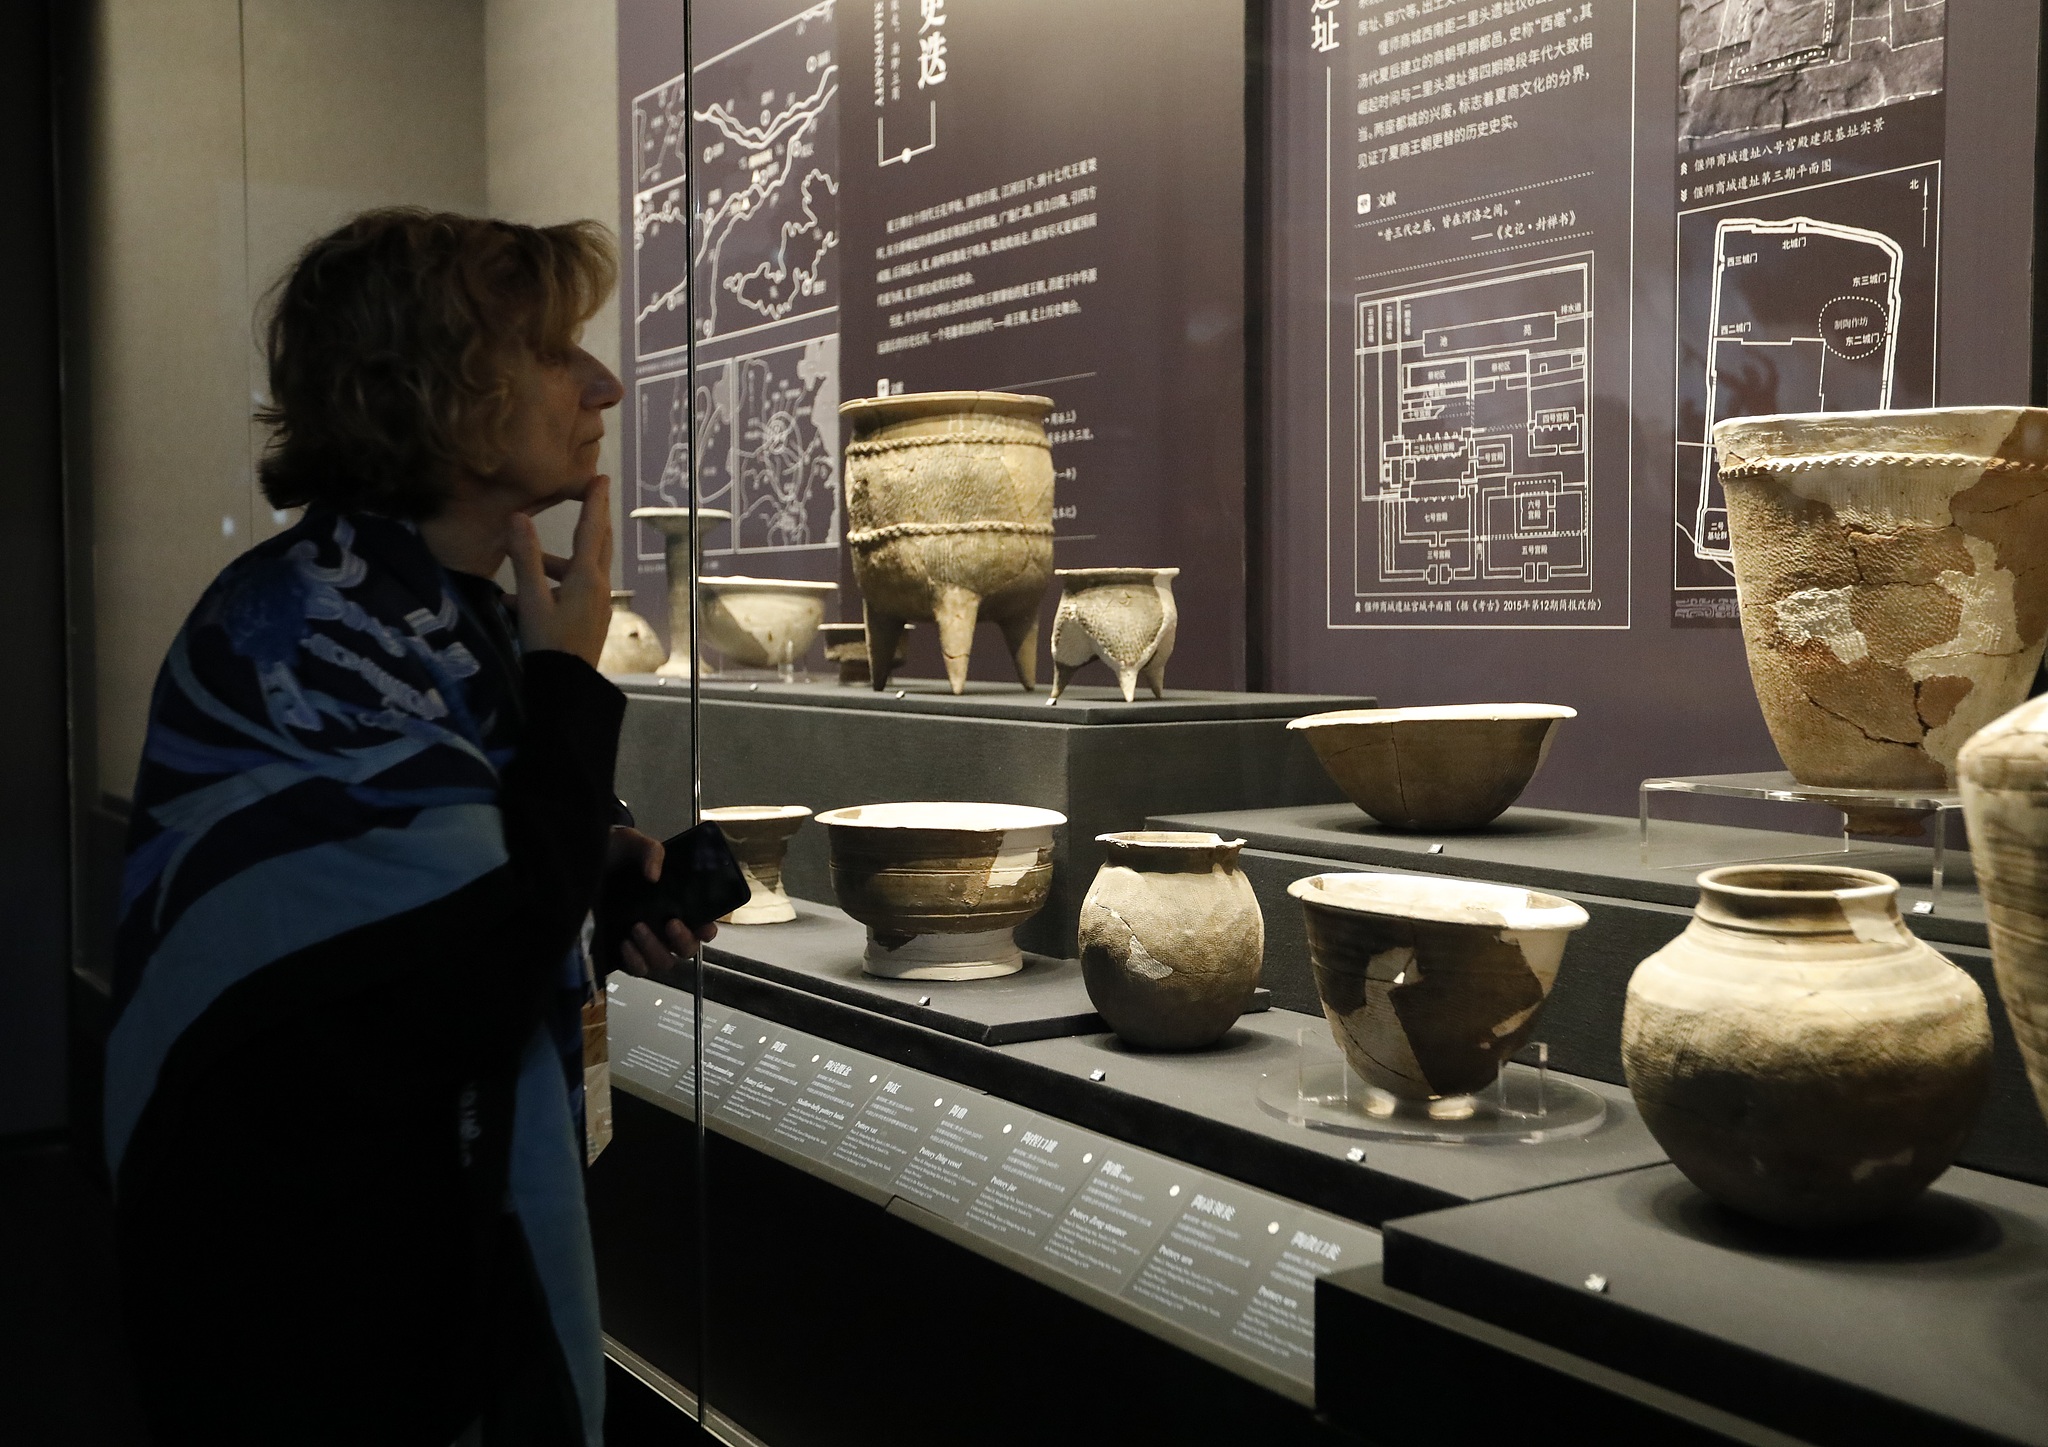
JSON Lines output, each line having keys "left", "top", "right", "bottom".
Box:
{"left": 816, "top": 802, "right": 1064, "bottom": 979}
{"left": 1078, "top": 832, "right": 1262, "bottom": 1050}
{"left": 630, "top": 506, "right": 733, "bottom": 678}
{"left": 703, "top": 806, "right": 811, "bottom": 924}
{"left": 598, "top": 591, "right": 666, "bottom": 676}
{"left": 1959, "top": 695, "right": 2048, "bottom": 1131}
{"left": 1713, "top": 408, "right": 2048, "bottom": 795}
{"left": 1049, "top": 568, "right": 1180, "bottom": 704}
{"left": 839, "top": 392, "right": 1056, "bottom": 695}
{"left": 1289, "top": 873, "right": 1587, "bottom": 1102}
{"left": 1623, "top": 865, "right": 1991, "bottom": 1229}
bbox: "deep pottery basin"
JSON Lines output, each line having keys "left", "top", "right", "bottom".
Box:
{"left": 1289, "top": 872, "right": 1587, "bottom": 1102}
{"left": 1288, "top": 704, "right": 1574, "bottom": 830}
{"left": 816, "top": 801, "right": 1065, "bottom": 979}
{"left": 698, "top": 577, "right": 838, "bottom": 670}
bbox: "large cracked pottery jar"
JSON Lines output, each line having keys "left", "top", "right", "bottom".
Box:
{"left": 839, "top": 391, "right": 1056, "bottom": 695}
{"left": 1078, "top": 832, "right": 1263, "bottom": 1051}
{"left": 1287, "top": 705, "right": 1574, "bottom": 831}
{"left": 817, "top": 802, "right": 1064, "bottom": 980}
{"left": 1288, "top": 873, "right": 1587, "bottom": 1101}
{"left": 1623, "top": 865, "right": 1991, "bottom": 1229}
{"left": 1714, "top": 407, "right": 2048, "bottom": 790}
{"left": 1960, "top": 696, "right": 2048, "bottom": 1131}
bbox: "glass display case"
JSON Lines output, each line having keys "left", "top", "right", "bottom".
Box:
{"left": 59, "top": 1, "right": 2048, "bottom": 1444}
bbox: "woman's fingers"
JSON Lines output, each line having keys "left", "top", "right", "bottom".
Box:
{"left": 542, "top": 552, "right": 573, "bottom": 581}
{"left": 506, "top": 514, "right": 551, "bottom": 643}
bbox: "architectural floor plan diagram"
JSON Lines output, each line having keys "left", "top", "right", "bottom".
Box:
{"left": 631, "top": 1, "right": 839, "bottom": 360}
{"left": 1352, "top": 257, "right": 1594, "bottom": 596}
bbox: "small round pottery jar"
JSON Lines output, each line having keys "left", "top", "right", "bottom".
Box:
{"left": 816, "top": 801, "right": 1064, "bottom": 979}
{"left": 703, "top": 806, "right": 812, "bottom": 924}
{"left": 1961, "top": 695, "right": 2048, "bottom": 1130}
{"left": 1289, "top": 872, "right": 1587, "bottom": 1100}
{"left": 598, "top": 591, "right": 666, "bottom": 676}
{"left": 1078, "top": 832, "right": 1263, "bottom": 1050}
{"left": 1623, "top": 865, "right": 1991, "bottom": 1229}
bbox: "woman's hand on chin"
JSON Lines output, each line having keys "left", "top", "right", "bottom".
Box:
{"left": 507, "top": 475, "right": 612, "bottom": 666}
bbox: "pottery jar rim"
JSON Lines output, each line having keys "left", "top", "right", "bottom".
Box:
{"left": 703, "top": 805, "right": 813, "bottom": 823}
{"left": 1692, "top": 864, "right": 1904, "bottom": 936}
{"left": 697, "top": 576, "right": 840, "bottom": 594}
{"left": 817, "top": 801, "right": 1067, "bottom": 832}
{"left": 1286, "top": 871, "right": 1588, "bottom": 933}
{"left": 838, "top": 390, "right": 1054, "bottom": 430}
{"left": 1096, "top": 830, "right": 1245, "bottom": 869}
{"left": 1056, "top": 567, "right": 1180, "bottom": 584}
{"left": 1710, "top": 405, "right": 2048, "bottom": 462}
{"left": 630, "top": 505, "right": 733, "bottom": 524}
{"left": 1288, "top": 703, "right": 1576, "bottom": 730}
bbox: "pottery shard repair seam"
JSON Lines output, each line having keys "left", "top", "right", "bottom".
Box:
{"left": 1773, "top": 586, "right": 1870, "bottom": 665}
{"left": 1100, "top": 903, "right": 1174, "bottom": 980}
{"left": 1908, "top": 535, "right": 2022, "bottom": 676}
{"left": 986, "top": 839, "right": 1039, "bottom": 889}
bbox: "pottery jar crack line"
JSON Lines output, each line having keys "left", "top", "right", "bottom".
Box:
{"left": 1622, "top": 864, "right": 1991, "bottom": 1230}
{"left": 1078, "top": 831, "right": 1263, "bottom": 1051}
{"left": 1288, "top": 872, "right": 1587, "bottom": 1101}
{"left": 1713, "top": 406, "right": 2048, "bottom": 791}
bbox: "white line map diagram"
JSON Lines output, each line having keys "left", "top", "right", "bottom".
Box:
{"left": 1352, "top": 257, "right": 1593, "bottom": 596}
{"left": 631, "top": 2, "right": 839, "bottom": 360}
{"left": 1689, "top": 217, "right": 1901, "bottom": 562}
{"left": 635, "top": 336, "right": 840, "bottom": 559}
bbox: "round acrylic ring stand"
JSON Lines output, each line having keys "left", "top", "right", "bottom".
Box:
{"left": 1256, "top": 1028, "right": 1606, "bottom": 1146}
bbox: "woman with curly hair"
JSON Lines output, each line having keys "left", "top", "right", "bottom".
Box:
{"left": 106, "top": 209, "right": 701, "bottom": 1445}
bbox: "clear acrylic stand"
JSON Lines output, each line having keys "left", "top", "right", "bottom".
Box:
{"left": 1254, "top": 1025, "right": 1606, "bottom": 1146}
{"left": 1639, "top": 771, "right": 1963, "bottom": 908}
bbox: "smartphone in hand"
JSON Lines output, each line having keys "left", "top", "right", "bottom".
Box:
{"left": 599, "top": 820, "right": 752, "bottom": 961}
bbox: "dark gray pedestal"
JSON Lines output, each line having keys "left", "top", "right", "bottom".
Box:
{"left": 1349, "top": 1164, "right": 2048, "bottom": 1447}
{"left": 617, "top": 677, "right": 1368, "bottom": 957}
{"left": 1152, "top": 804, "right": 2048, "bottom": 1189}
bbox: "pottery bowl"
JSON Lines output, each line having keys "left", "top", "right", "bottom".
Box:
{"left": 1289, "top": 872, "right": 1587, "bottom": 1099}
{"left": 1288, "top": 704, "right": 1575, "bottom": 830}
{"left": 703, "top": 806, "right": 811, "bottom": 924}
{"left": 699, "top": 577, "right": 838, "bottom": 669}
{"left": 817, "top": 802, "right": 1064, "bottom": 978}
{"left": 1078, "top": 831, "right": 1262, "bottom": 1050}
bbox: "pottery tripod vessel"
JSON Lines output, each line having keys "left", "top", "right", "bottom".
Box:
{"left": 1050, "top": 568, "right": 1179, "bottom": 704}
{"left": 838, "top": 391, "right": 1056, "bottom": 694}
{"left": 1714, "top": 408, "right": 2048, "bottom": 792}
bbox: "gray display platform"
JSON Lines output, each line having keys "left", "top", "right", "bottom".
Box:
{"left": 1004, "top": 1010, "right": 1666, "bottom": 1228}
{"left": 1156, "top": 807, "right": 2048, "bottom": 1190}
{"left": 615, "top": 677, "right": 1369, "bottom": 957}
{"left": 1152, "top": 802, "right": 1986, "bottom": 947}
{"left": 704, "top": 897, "right": 1268, "bottom": 1046}
{"left": 1360, "top": 1163, "right": 2048, "bottom": 1447}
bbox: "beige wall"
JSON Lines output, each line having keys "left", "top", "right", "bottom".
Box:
{"left": 85, "top": 0, "right": 617, "bottom": 798}
{"left": 485, "top": 0, "right": 623, "bottom": 565}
